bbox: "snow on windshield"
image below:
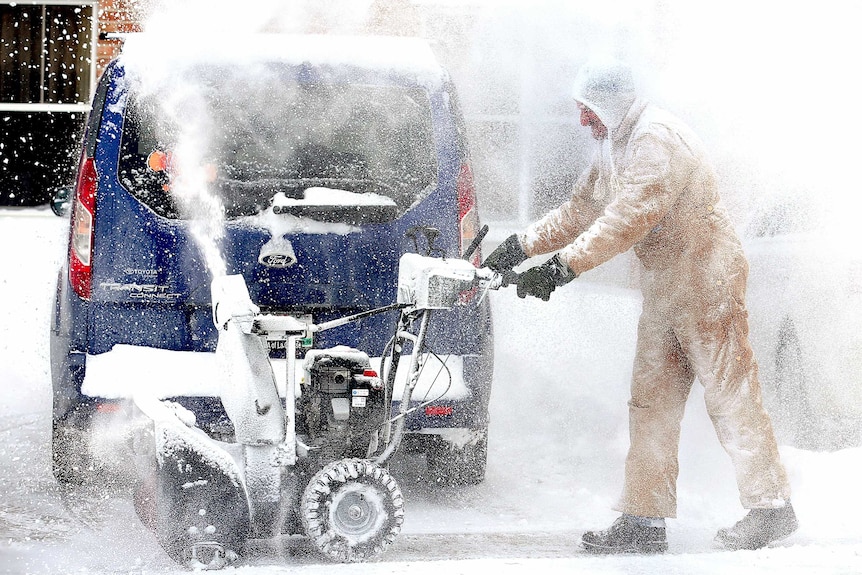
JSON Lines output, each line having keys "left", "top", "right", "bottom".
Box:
{"left": 272, "top": 188, "right": 396, "bottom": 207}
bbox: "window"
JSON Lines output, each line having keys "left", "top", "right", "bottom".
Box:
{"left": 119, "top": 65, "right": 438, "bottom": 221}
{"left": 0, "top": 2, "right": 95, "bottom": 105}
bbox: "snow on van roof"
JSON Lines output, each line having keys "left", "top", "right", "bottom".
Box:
{"left": 119, "top": 33, "right": 447, "bottom": 88}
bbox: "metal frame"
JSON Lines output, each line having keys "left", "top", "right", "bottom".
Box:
{"left": 0, "top": 0, "right": 98, "bottom": 111}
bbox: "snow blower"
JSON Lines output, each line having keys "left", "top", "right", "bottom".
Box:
{"left": 129, "top": 228, "right": 502, "bottom": 569}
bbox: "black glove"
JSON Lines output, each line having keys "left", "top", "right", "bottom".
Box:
{"left": 516, "top": 254, "right": 576, "bottom": 301}
{"left": 483, "top": 234, "right": 527, "bottom": 273}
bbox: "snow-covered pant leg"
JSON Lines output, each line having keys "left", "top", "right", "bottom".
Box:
{"left": 616, "top": 300, "right": 696, "bottom": 519}
{"left": 678, "top": 267, "right": 791, "bottom": 510}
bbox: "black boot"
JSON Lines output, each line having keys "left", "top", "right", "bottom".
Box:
{"left": 715, "top": 502, "right": 798, "bottom": 550}
{"left": 581, "top": 515, "right": 668, "bottom": 554}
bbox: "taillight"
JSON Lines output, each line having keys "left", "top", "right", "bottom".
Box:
{"left": 425, "top": 405, "right": 453, "bottom": 417}
{"left": 457, "top": 162, "right": 481, "bottom": 266}
{"left": 95, "top": 400, "right": 122, "bottom": 414}
{"left": 457, "top": 162, "right": 482, "bottom": 303}
{"left": 69, "top": 156, "right": 97, "bottom": 299}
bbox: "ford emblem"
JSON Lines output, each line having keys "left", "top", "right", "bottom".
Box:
{"left": 258, "top": 237, "right": 297, "bottom": 268}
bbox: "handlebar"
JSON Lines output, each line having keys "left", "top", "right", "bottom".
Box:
{"left": 462, "top": 224, "right": 489, "bottom": 261}
{"left": 473, "top": 266, "right": 520, "bottom": 305}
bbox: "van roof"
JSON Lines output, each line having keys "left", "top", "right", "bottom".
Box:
{"left": 118, "top": 33, "right": 447, "bottom": 89}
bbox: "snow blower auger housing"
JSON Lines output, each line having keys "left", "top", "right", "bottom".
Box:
{"left": 131, "top": 246, "right": 499, "bottom": 569}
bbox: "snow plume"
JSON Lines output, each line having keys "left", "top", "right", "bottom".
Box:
{"left": 160, "top": 81, "right": 227, "bottom": 278}
{"left": 117, "top": 34, "right": 229, "bottom": 278}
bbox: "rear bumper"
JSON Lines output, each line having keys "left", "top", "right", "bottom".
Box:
{"left": 78, "top": 344, "right": 488, "bottom": 432}
{"left": 51, "top": 274, "right": 493, "bottom": 433}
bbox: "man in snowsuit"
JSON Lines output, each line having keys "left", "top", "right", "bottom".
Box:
{"left": 483, "top": 59, "right": 798, "bottom": 553}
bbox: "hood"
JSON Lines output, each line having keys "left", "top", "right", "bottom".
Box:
{"left": 571, "top": 58, "right": 637, "bottom": 134}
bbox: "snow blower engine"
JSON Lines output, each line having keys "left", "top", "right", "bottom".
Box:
{"left": 130, "top": 227, "right": 501, "bottom": 569}
{"left": 296, "top": 347, "right": 387, "bottom": 462}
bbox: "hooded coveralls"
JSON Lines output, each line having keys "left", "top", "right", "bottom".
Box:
{"left": 520, "top": 65, "right": 791, "bottom": 518}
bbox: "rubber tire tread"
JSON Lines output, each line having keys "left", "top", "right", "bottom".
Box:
{"left": 300, "top": 458, "right": 404, "bottom": 563}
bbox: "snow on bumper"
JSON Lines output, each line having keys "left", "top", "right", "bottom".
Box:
{"left": 81, "top": 344, "right": 472, "bottom": 403}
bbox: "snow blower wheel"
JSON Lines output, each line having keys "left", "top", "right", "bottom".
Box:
{"left": 301, "top": 458, "right": 404, "bottom": 563}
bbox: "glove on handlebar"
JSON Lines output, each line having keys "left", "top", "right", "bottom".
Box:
{"left": 516, "top": 254, "right": 576, "bottom": 301}
{"left": 483, "top": 234, "right": 528, "bottom": 273}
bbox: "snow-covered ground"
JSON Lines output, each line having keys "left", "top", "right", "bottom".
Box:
{"left": 1, "top": 207, "right": 860, "bottom": 574}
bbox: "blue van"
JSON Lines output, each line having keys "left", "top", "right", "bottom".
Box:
{"left": 50, "top": 34, "right": 493, "bottom": 486}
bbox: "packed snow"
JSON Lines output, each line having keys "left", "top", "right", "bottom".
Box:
{"left": 272, "top": 189, "right": 397, "bottom": 208}
{"left": 82, "top": 345, "right": 470, "bottom": 402}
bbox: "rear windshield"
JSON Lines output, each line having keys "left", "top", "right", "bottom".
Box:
{"left": 118, "top": 65, "right": 438, "bottom": 221}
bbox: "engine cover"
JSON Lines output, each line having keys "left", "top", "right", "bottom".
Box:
{"left": 296, "top": 347, "right": 385, "bottom": 462}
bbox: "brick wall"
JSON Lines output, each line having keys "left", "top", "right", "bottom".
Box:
{"left": 95, "top": 0, "right": 142, "bottom": 75}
